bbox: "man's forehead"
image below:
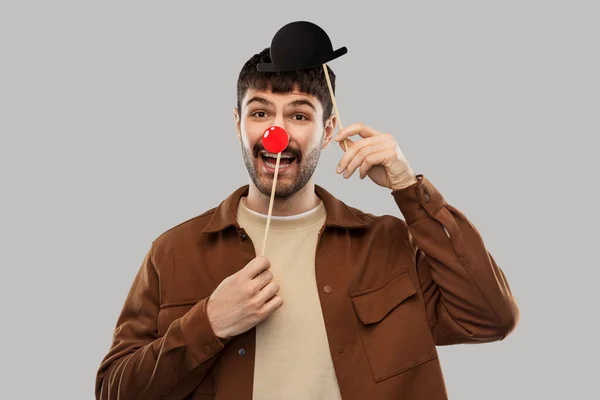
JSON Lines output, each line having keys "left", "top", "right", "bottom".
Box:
{"left": 243, "top": 87, "right": 321, "bottom": 109}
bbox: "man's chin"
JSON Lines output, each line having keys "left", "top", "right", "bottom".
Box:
{"left": 256, "top": 180, "right": 296, "bottom": 198}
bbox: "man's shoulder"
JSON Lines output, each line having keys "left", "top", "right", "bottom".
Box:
{"left": 335, "top": 197, "right": 408, "bottom": 233}
{"left": 151, "top": 206, "right": 219, "bottom": 250}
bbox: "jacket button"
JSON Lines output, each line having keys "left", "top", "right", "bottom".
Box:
{"left": 240, "top": 233, "right": 247, "bottom": 240}
{"left": 336, "top": 344, "right": 345, "bottom": 353}
{"left": 238, "top": 348, "right": 246, "bottom": 356}
{"left": 203, "top": 345, "right": 212, "bottom": 355}
{"left": 324, "top": 285, "right": 332, "bottom": 293}
{"left": 423, "top": 192, "right": 430, "bottom": 202}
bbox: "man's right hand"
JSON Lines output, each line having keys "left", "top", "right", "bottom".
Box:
{"left": 206, "top": 256, "right": 283, "bottom": 340}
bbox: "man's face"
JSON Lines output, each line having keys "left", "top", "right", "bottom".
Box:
{"left": 234, "top": 85, "right": 335, "bottom": 198}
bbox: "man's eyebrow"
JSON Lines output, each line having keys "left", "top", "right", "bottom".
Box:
{"left": 245, "top": 96, "right": 316, "bottom": 112}
{"left": 245, "top": 96, "right": 273, "bottom": 108}
{"left": 287, "top": 99, "right": 316, "bottom": 112}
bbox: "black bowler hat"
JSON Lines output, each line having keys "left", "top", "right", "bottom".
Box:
{"left": 257, "top": 21, "right": 348, "bottom": 72}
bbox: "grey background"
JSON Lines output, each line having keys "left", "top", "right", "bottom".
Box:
{"left": 1, "top": 1, "right": 598, "bottom": 399}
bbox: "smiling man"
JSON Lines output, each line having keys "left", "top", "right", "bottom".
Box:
{"left": 95, "top": 46, "right": 520, "bottom": 400}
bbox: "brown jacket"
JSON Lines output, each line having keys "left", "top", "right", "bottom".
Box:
{"left": 95, "top": 173, "right": 519, "bottom": 399}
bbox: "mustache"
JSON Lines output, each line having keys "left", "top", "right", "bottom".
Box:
{"left": 253, "top": 141, "right": 302, "bottom": 163}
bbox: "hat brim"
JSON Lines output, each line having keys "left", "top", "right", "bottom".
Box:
{"left": 256, "top": 46, "right": 348, "bottom": 72}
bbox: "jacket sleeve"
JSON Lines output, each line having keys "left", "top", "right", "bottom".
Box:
{"left": 391, "top": 173, "right": 520, "bottom": 345}
{"left": 95, "top": 242, "right": 229, "bottom": 400}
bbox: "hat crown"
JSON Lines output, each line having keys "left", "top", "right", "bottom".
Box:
{"left": 257, "top": 21, "right": 347, "bottom": 72}
{"left": 271, "top": 21, "right": 332, "bottom": 64}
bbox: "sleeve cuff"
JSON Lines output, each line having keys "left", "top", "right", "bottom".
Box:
{"left": 391, "top": 173, "right": 447, "bottom": 225}
{"left": 179, "top": 297, "right": 230, "bottom": 364}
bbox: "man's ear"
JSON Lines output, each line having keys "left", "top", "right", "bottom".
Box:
{"left": 320, "top": 114, "right": 337, "bottom": 149}
{"left": 233, "top": 107, "right": 241, "bottom": 142}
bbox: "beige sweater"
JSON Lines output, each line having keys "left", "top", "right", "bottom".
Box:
{"left": 236, "top": 196, "right": 342, "bottom": 400}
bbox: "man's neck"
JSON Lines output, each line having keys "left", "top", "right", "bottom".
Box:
{"left": 244, "top": 180, "right": 321, "bottom": 217}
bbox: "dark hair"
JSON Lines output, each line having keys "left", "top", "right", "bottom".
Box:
{"left": 236, "top": 47, "right": 336, "bottom": 126}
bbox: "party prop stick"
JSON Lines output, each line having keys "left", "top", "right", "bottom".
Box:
{"left": 260, "top": 152, "right": 280, "bottom": 257}
{"left": 259, "top": 126, "right": 289, "bottom": 257}
{"left": 322, "top": 63, "right": 349, "bottom": 151}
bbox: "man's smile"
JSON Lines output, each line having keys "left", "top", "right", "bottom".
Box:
{"left": 259, "top": 151, "right": 298, "bottom": 174}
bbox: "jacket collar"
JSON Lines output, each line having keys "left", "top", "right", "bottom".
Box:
{"left": 201, "top": 184, "right": 369, "bottom": 234}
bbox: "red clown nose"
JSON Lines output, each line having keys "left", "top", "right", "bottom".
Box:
{"left": 262, "top": 126, "right": 289, "bottom": 154}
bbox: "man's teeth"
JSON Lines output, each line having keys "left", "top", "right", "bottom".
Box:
{"left": 264, "top": 160, "right": 292, "bottom": 168}
{"left": 262, "top": 151, "right": 294, "bottom": 159}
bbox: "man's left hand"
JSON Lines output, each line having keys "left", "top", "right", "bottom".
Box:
{"left": 334, "top": 122, "right": 418, "bottom": 191}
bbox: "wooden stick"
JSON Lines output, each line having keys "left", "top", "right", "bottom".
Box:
{"left": 260, "top": 152, "right": 281, "bottom": 257}
{"left": 323, "top": 63, "right": 349, "bottom": 151}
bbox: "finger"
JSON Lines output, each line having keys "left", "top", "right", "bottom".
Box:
{"left": 358, "top": 148, "right": 396, "bottom": 179}
{"left": 338, "top": 136, "right": 355, "bottom": 151}
{"left": 342, "top": 141, "right": 391, "bottom": 179}
{"left": 254, "top": 280, "right": 280, "bottom": 306}
{"left": 251, "top": 269, "right": 273, "bottom": 293}
{"left": 259, "top": 294, "right": 284, "bottom": 317}
{"left": 243, "top": 256, "right": 271, "bottom": 279}
{"left": 336, "top": 134, "right": 389, "bottom": 174}
{"left": 334, "top": 122, "right": 382, "bottom": 143}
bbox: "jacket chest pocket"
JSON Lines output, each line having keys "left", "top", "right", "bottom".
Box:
{"left": 350, "top": 268, "right": 438, "bottom": 382}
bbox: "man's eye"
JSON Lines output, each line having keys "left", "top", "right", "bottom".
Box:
{"left": 252, "top": 111, "right": 266, "bottom": 118}
{"left": 294, "top": 114, "right": 308, "bottom": 120}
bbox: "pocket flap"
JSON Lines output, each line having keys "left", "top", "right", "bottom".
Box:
{"left": 350, "top": 269, "right": 417, "bottom": 324}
